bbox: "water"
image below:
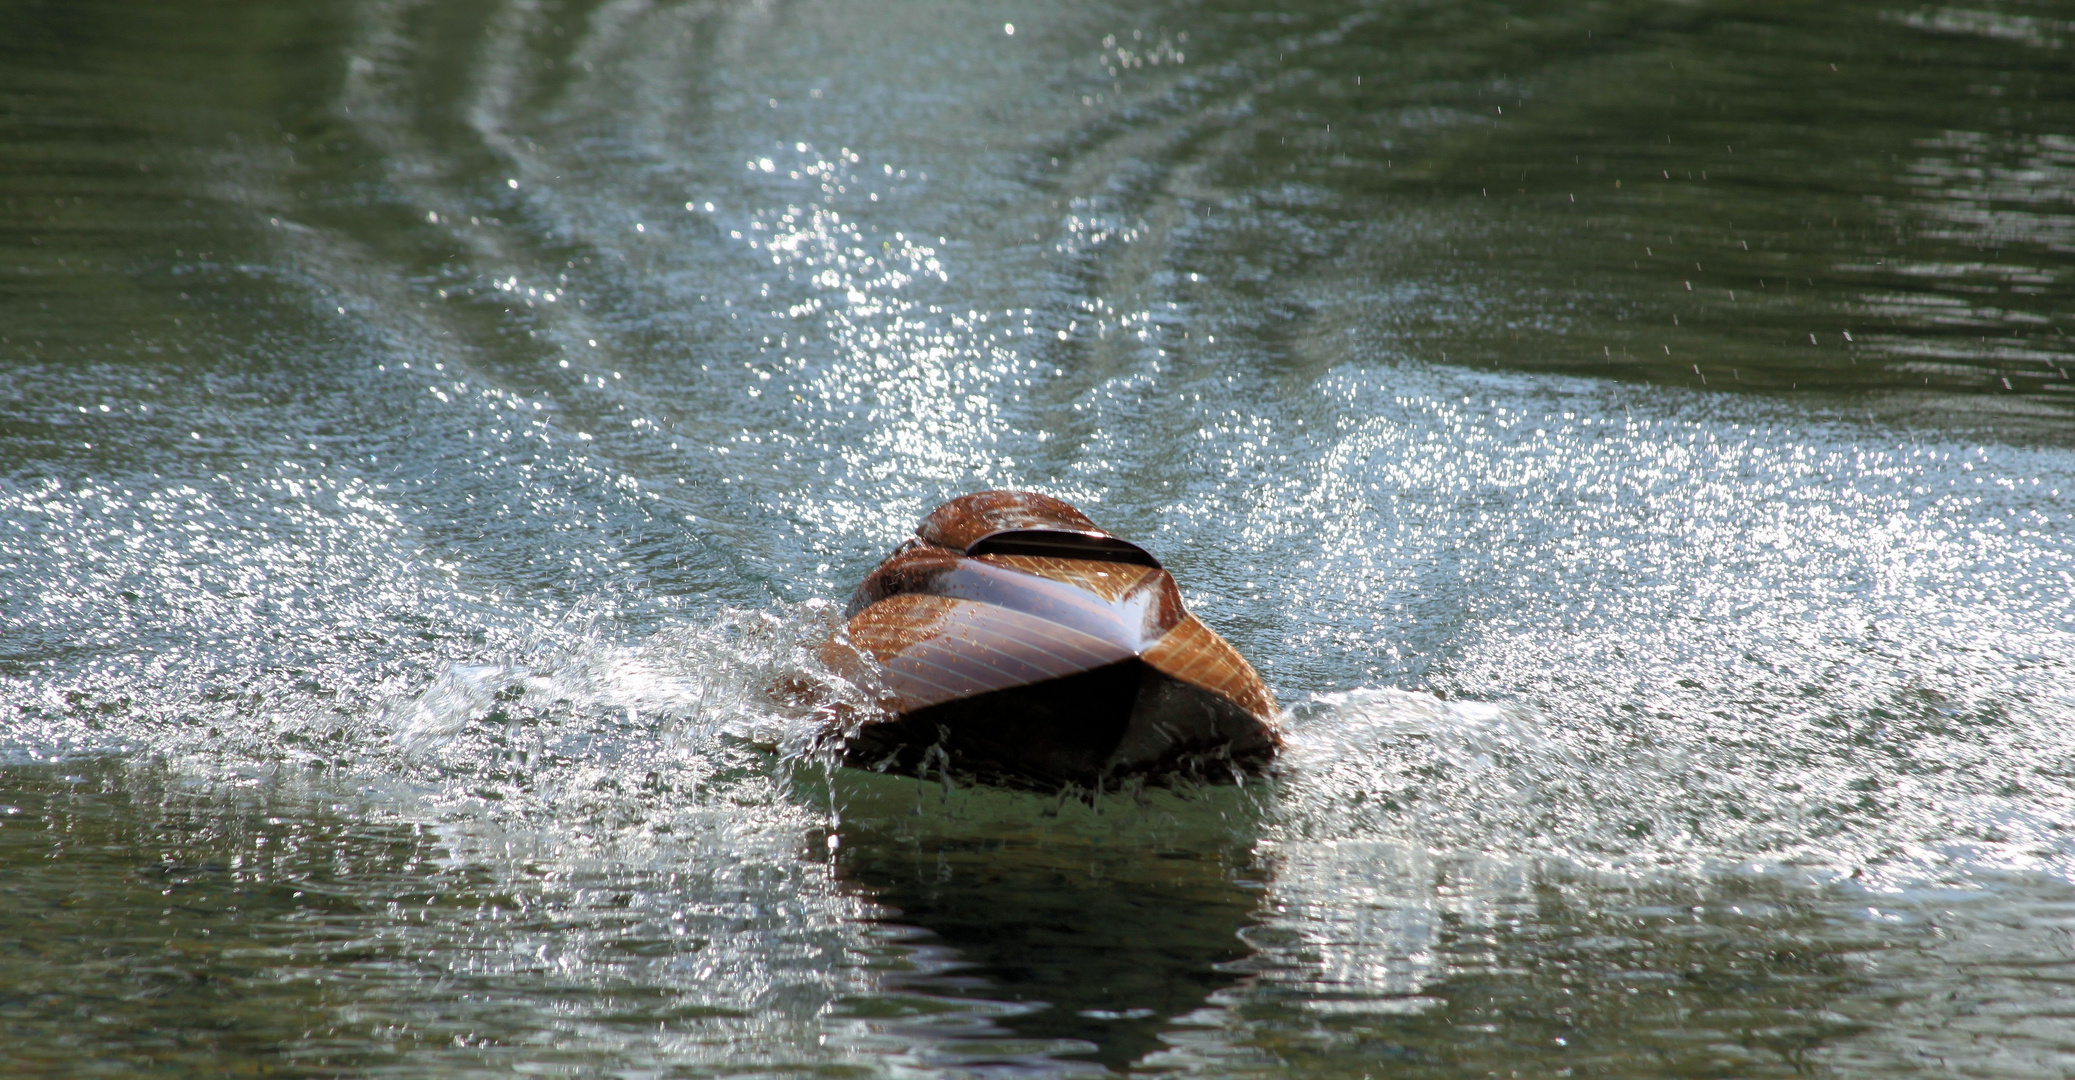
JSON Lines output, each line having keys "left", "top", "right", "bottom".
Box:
{"left": 4, "top": 0, "right": 2074, "bottom": 1074}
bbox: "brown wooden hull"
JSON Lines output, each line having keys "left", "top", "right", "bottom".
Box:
{"left": 826, "top": 492, "right": 1280, "bottom": 792}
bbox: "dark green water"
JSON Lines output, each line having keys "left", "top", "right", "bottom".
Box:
{"left": 4, "top": 0, "right": 2075, "bottom": 1075}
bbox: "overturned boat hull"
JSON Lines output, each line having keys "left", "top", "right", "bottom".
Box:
{"left": 827, "top": 492, "right": 1280, "bottom": 792}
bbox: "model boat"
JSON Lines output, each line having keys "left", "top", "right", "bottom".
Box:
{"left": 824, "top": 491, "right": 1280, "bottom": 792}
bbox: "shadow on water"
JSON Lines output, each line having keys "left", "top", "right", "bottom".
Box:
{"left": 827, "top": 772, "right": 1272, "bottom": 1073}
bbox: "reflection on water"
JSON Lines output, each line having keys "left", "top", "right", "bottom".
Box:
{"left": 17, "top": 760, "right": 2074, "bottom": 1077}
{"left": 5, "top": 0, "right": 2075, "bottom": 1075}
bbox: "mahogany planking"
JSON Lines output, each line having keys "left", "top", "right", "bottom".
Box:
{"left": 823, "top": 491, "right": 1281, "bottom": 792}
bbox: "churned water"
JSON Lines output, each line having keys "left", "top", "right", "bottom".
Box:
{"left": 4, "top": 0, "right": 2074, "bottom": 1075}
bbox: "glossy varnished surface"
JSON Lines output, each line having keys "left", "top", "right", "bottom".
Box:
{"left": 1142, "top": 614, "right": 1278, "bottom": 723}
{"left": 916, "top": 489, "right": 1162, "bottom": 566}
{"left": 914, "top": 490, "right": 1105, "bottom": 552}
{"left": 845, "top": 589, "right": 1138, "bottom": 712}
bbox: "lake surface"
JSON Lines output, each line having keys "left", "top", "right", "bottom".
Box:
{"left": 4, "top": 0, "right": 2074, "bottom": 1075}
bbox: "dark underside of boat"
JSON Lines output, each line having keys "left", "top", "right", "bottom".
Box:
{"left": 840, "top": 658, "right": 1279, "bottom": 793}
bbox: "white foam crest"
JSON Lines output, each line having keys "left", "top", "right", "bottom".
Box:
{"left": 378, "top": 600, "right": 880, "bottom": 824}
{"left": 1274, "top": 688, "right": 1637, "bottom": 858}
{"left": 1233, "top": 670, "right": 2071, "bottom": 1017}
{"left": 1270, "top": 680, "right": 2075, "bottom": 889}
